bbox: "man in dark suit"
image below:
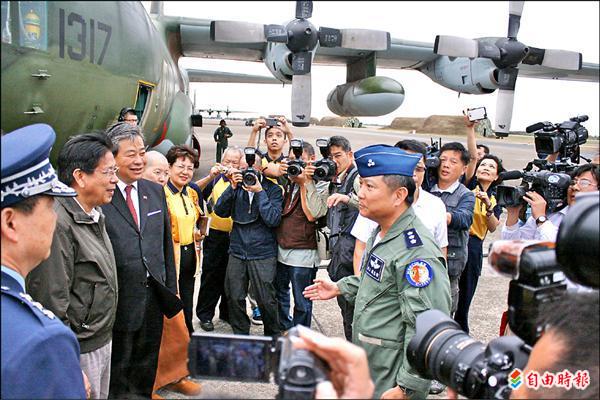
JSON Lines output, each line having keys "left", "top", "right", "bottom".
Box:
{"left": 102, "top": 122, "right": 180, "bottom": 398}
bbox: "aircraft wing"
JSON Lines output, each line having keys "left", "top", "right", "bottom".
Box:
{"left": 186, "top": 69, "right": 280, "bottom": 84}
{"left": 164, "top": 16, "right": 599, "bottom": 82}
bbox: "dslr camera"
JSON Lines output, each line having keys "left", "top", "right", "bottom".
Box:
{"left": 312, "top": 138, "right": 337, "bottom": 182}
{"left": 188, "top": 327, "right": 328, "bottom": 399}
{"left": 408, "top": 193, "right": 599, "bottom": 399}
{"left": 527, "top": 115, "right": 589, "bottom": 163}
{"left": 423, "top": 137, "right": 442, "bottom": 191}
{"left": 287, "top": 139, "right": 306, "bottom": 178}
{"left": 242, "top": 147, "right": 260, "bottom": 187}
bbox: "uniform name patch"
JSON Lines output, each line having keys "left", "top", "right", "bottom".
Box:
{"left": 405, "top": 260, "right": 433, "bottom": 287}
{"left": 365, "top": 253, "right": 386, "bottom": 282}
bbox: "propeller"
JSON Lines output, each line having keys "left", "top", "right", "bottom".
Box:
{"left": 210, "top": 1, "right": 390, "bottom": 127}
{"left": 433, "top": 1, "right": 582, "bottom": 137}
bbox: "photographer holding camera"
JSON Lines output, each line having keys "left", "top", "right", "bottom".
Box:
{"left": 213, "top": 148, "right": 284, "bottom": 337}
{"left": 274, "top": 140, "right": 327, "bottom": 331}
{"left": 501, "top": 163, "right": 599, "bottom": 241}
{"left": 304, "top": 136, "right": 361, "bottom": 341}
{"left": 304, "top": 145, "right": 451, "bottom": 399}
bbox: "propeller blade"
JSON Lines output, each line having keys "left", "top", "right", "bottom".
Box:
{"left": 508, "top": 1, "right": 524, "bottom": 38}
{"left": 318, "top": 27, "right": 342, "bottom": 48}
{"left": 541, "top": 49, "right": 582, "bottom": 70}
{"left": 296, "top": 1, "right": 313, "bottom": 19}
{"left": 210, "top": 21, "right": 266, "bottom": 43}
{"left": 495, "top": 88, "right": 515, "bottom": 137}
{"left": 291, "top": 74, "right": 311, "bottom": 127}
{"left": 340, "top": 29, "right": 390, "bottom": 51}
{"left": 292, "top": 52, "right": 312, "bottom": 75}
{"left": 433, "top": 35, "right": 479, "bottom": 58}
{"left": 521, "top": 46, "right": 545, "bottom": 65}
{"left": 264, "top": 24, "right": 288, "bottom": 43}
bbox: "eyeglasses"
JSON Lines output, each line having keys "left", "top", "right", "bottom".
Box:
{"left": 173, "top": 164, "right": 194, "bottom": 173}
{"left": 570, "top": 178, "right": 597, "bottom": 189}
{"left": 98, "top": 166, "right": 119, "bottom": 177}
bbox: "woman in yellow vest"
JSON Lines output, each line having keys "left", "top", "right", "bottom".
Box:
{"left": 164, "top": 145, "right": 205, "bottom": 334}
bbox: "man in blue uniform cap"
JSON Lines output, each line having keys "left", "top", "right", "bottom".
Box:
{"left": 1, "top": 124, "right": 88, "bottom": 399}
{"left": 305, "top": 144, "right": 451, "bottom": 399}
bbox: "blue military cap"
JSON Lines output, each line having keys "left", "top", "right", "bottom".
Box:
{"left": 355, "top": 144, "right": 421, "bottom": 178}
{"left": 1, "top": 124, "right": 76, "bottom": 207}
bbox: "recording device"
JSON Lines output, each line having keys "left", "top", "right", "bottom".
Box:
{"left": 408, "top": 194, "right": 600, "bottom": 399}
{"left": 242, "top": 147, "right": 259, "bottom": 187}
{"left": 466, "top": 107, "right": 487, "bottom": 122}
{"left": 422, "top": 137, "right": 442, "bottom": 191}
{"left": 188, "top": 327, "right": 328, "bottom": 399}
{"left": 496, "top": 169, "right": 571, "bottom": 212}
{"left": 287, "top": 139, "right": 306, "bottom": 178}
{"left": 264, "top": 118, "right": 280, "bottom": 127}
{"left": 312, "top": 138, "right": 337, "bottom": 182}
{"left": 526, "top": 115, "right": 588, "bottom": 163}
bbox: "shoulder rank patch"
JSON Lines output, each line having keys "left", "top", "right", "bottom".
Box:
{"left": 365, "top": 253, "right": 386, "bottom": 282}
{"left": 403, "top": 228, "right": 423, "bottom": 248}
{"left": 405, "top": 260, "right": 433, "bottom": 288}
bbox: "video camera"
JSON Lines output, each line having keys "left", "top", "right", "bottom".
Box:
{"left": 495, "top": 167, "right": 571, "bottom": 213}
{"left": 242, "top": 147, "right": 260, "bottom": 187}
{"left": 312, "top": 138, "right": 337, "bottom": 182}
{"left": 287, "top": 139, "right": 306, "bottom": 178}
{"left": 423, "top": 137, "right": 442, "bottom": 191}
{"left": 407, "top": 193, "right": 599, "bottom": 399}
{"left": 526, "top": 115, "right": 589, "bottom": 163}
{"left": 188, "top": 327, "right": 328, "bottom": 399}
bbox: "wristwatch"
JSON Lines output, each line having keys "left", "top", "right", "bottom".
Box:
{"left": 536, "top": 215, "right": 548, "bottom": 225}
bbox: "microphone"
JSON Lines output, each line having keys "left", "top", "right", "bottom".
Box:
{"left": 525, "top": 122, "right": 547, "bottom": 133}
{"left": 500, "top": 170, "right": 523, "bottom": 181}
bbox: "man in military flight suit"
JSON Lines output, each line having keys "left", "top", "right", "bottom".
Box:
{"left": 1, "top": 124, "right": 87, "bottom": 399}
{"left": 304, "top": 144, "right": 451, "bottom": 399}
{"left": 214, "top": 119, "right": 233, "bottom": 163}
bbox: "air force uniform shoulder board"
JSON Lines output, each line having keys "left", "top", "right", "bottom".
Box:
{"left": 403, "top": 228, "right": 423, "bottom": 248}
{"left": 1, "top": 283, "right": 57, "bottom": 322}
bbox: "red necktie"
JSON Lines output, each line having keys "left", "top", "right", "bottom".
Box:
{"left": 124, "top": 185, "right": 139, "bottom": 227}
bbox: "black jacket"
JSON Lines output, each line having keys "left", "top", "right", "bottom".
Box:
{"left": 101, "top": 178, "right": 177, "bottom": 331}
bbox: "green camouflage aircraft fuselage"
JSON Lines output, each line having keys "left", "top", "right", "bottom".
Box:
{"left": 1, "top": 1, "right": 194, "bottom": 162}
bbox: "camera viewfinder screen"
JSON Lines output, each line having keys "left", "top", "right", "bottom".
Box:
{"left": 190, "top": 334, "right": 272, "bottom": 382}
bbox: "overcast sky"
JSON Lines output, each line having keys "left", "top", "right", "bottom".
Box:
{"left": 143, "top": 1, "right": 599, "bottom": 135}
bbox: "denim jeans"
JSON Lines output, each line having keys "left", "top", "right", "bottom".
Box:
{"left": 275, "top": 262, "right": 317, "bottom": 331}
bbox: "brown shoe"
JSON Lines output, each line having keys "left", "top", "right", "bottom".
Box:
{"left": 167, "top": 378, "right": 203, "bottom": 396}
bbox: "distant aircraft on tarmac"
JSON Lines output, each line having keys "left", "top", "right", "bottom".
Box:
{"left": 203, "top": 0, "right": 598, "bottom": 135}
{"left": 0, "top": 1, "right": 278, "bottom": 160}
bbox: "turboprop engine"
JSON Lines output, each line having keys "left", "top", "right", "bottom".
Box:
{"left": 326, "top": 76, "right": 404, "bottom": 117}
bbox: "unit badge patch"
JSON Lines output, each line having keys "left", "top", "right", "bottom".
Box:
{"left": 365, "top": 253, "right": 386, "bottom": 282}
{"left": 404, "top": 259, "right": 433, "bottom": 287}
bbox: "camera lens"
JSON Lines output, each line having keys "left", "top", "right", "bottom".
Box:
{"left": 287, "top": 164, "right": 302, "bottom": 178}
{"left": 243, "top": 171, "right": 258, "bottom": 186}
{"left": 408, "top": 310, "right": 487, "bottom": 397}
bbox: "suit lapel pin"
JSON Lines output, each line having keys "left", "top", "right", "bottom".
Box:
{"left": 143, "top": 195, "right": 148, "bottom": 200}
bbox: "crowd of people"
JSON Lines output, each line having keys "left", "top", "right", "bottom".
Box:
{"left": 1, "top": 111, "right": 598, "bottom": 400}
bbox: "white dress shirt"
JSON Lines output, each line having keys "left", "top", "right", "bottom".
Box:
{"left": 117, "top": 180, "right": 140, "bottom": 227}
{"left": 501, "top": 206, "right": 568, "bottom": 242}
{"left": 351, "top": 188, "right": 449, "bottom": 249}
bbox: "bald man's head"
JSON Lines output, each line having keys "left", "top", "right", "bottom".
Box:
{"left": 143, "top": 151, "right": 169, "bottom": 186}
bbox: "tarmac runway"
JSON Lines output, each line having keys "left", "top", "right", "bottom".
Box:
{"left": 157, "top": 119, "right": 596, "bottom": 398}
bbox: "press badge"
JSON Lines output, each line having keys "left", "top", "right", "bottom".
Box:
{"left": 366, "top": 253, "right": 386, "bottom": 282}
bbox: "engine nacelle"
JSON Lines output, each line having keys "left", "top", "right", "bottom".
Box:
{"left": 419, "top": 56, "right": 499, "bottom": 94}
{"left": 326, "top": 76, "right": 405, "bottom": 117}
{"left": 264, "top": 43, "right": 293, "bottom": 83}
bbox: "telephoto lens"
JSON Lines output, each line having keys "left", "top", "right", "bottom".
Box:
{"left": 407, "top": 310, "right": 530, "bottom": 399}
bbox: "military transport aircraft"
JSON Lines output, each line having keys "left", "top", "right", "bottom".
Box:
{"left": 0, "top": 1, "right": 278, "bottom": 161}
{"left": 2, "top": 1, "right": 598, "bottom": 161}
